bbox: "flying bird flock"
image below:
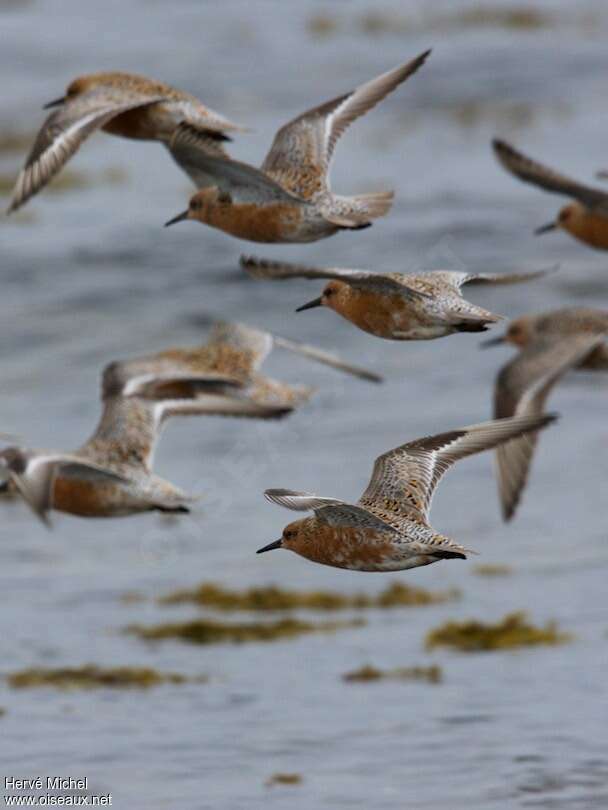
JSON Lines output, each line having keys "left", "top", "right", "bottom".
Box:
{"left": 4, "top": 48, "right": 606, "bottom": 577}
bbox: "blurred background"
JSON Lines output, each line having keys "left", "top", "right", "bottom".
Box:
{"left": 1, "top": 1, "right": 607, "bottom": 808}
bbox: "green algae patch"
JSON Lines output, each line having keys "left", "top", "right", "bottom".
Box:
{"left": 358, "top": 7, "right": 550, "bottom": 35}
{"left": 0, "top": 168, "right": 90, "bottom": 196}
{"left": 46, "top": 169, "right": 92, "bottom": 193}
{"left": 342, "top": 664, "right": 442, "bottom": 684}
{"left": 425, "top": 612, "right": 571, "bottom": 653}
{"left": 128, "top": 617, "right": 364, "bottom": 645}
{"left": 158, "top": 581, "right": 458, "bottom": 611}
{"left": 374, "top": 582, "right": 458, "bottom": 607}
{"left": 313, "top": 6, "right": 552, "bottom": 41}
{"left": 358, "top": 11, "right": 411, "bottom": 35}
{"left": 7, "top": 665, "right": 198, "bottom": 690}
{"left": 266, "top": 773, "right": 303, "bottom": 787}
{"left": 0, "top": 165, "right": 127, "bottom": 197}
{"left": 473, "top": 564, "right": 513, "bottom": 577}
{"left": 307, "top": 13, "right": 339, "bottom": 38}
{"left": 0, "top": 129, "right": 36, "bottom": 154}
{"left": 447, "top": 6, "right": 551, "bottom": 30}
{"left": 3, "top": 209, "right": 38, "bottom": 225}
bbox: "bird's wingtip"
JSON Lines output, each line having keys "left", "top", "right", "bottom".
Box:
{"left": 492, "top": 137, "right": 512, "bottom": 157}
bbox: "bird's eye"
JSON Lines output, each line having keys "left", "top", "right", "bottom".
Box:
{"left": 324, "top": 288, "right": 334, "bottom": 298}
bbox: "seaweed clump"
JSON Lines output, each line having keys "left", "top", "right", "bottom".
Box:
{"left": 7, "top": 665, "right": 197, "bottom": 690}
{"left": 0, "top": 166, "right": 127, "bottom": 196}
{"left": 425, "top": 612, "right": 571, "bottom": 653}
{"left": 358, "top": 11, "right": 410, "bottom": 35}
{"left": 473, "top": 564, "right": 513, "bottom": 577}
{"left": 307, "top": 13, "right": 339, "bottom": 38}
{"left": 158, "top": 581, "right": 458, "bottom": 611}
{"left": 0, "top": 129, "right": 35, "bottom": 153}
{"left": 266, "top": 773, "right": 302, "bottom": 787}
{"left": 449, "top": 6, "right": 551, "bottom": 31}
{"left": 342, "top": 664, "right": 442, "bottom": 684}
{"left": 128, "top": 617, "right": 364, "bottom": 646}
{"left": 376, "top": 582, "right": 457, "bottom": 607}
{"left": 0, "top": 168, "right": 91, "bottom": 196}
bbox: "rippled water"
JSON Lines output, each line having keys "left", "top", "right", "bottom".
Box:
{"left": 1, "top": 2, "right": 608, "bottom": 808}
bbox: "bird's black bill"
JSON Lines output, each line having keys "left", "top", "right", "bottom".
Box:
{"left": 534, "top": 221, "right": 557, "bottom": 235}
{"left": 164, "top": 210, "right": 189, "bottom": 227}
{"left": 295, "top": 297, "right": 322, "bottom": 313}
{"left": 256, "top": 539, "right": 282, "bottom": 554}
{"left": 480, "top": 335, "right": 505, "bottom": 348}
{"left": 43, "top": 96, "right": 66, "bottom": 109}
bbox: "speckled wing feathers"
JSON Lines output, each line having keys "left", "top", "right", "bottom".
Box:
{"left": 494, "top": 334, "right": 603, "bottom": 520}
{"left": 359, "top": 415, "right": 556, "bottom": 524}
{"left": 208, "top": 322, "right": 274, "bottom": 371}
{"left": 242, "top": 257, "right": 549, "bottom": 297}
{"left": 264, "top": 489, "right": 393, "bottom": 530}
{"left": 264, "top": 489, "right": 344, "bottom": 511}
{"left": 459, "top": 267, "right": 557, "bottom": 287}
{"left": 492, "top": 139, "right": 608, "bottom": 211}
{"left": 240, "top": 256, "right": 429, "bottom": 302}
{"left": 261, "top": 50, "right": 430, "bottom": 198}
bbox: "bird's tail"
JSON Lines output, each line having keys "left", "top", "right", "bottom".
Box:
{"left": 449, "top": 305, "right": 504, "bottom": 333}
{"left": 346, "top": 190, "right": 395, "bottom": 221}
{"left": 325, "top": 191, "right": 395, "bottom": 228}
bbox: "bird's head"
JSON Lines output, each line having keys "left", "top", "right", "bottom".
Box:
{"left": 296, "top": 280, "right": 348, "bottom": 313}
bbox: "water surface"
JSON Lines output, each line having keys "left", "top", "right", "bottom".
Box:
{"left": 1, "top": 2, "right": 607, "bottom": 808}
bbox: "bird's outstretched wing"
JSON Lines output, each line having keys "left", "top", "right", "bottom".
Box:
{"left": 272, "top": 336, "right": 382, "bottom": 383}
{"left": 261, "top": 51, "right": 430, "bottom": 199}
{"left": 240, "top": 255, "right": 429, "bottom": 302}
{"left": 167, "top": 127, "right": 301, "bottom": 202}
{"left": 433, "top": 266, "right": 557, "bottom": 290}
{"left": 165, "top": 121, "right": 233, "bottom": 186}
{"left": 264, "top": 488, "right": 393, "bottom": 530}
{"left": 358, "top": 414, "right": 556, "bottom": 525}
{"left": 211, "top": 319, "right": 382, "bottom": 382}
{"left": 208, "top": 321, "right": 274, "bottom": 372}
{"left": 494, "top": 334, "right": 603, "bottom": 521}
{"left": 492, "top": 139, "right": 608, "bottom": 211}
{"left": 8, "top": 88, "right": 167, "bottom": 212}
